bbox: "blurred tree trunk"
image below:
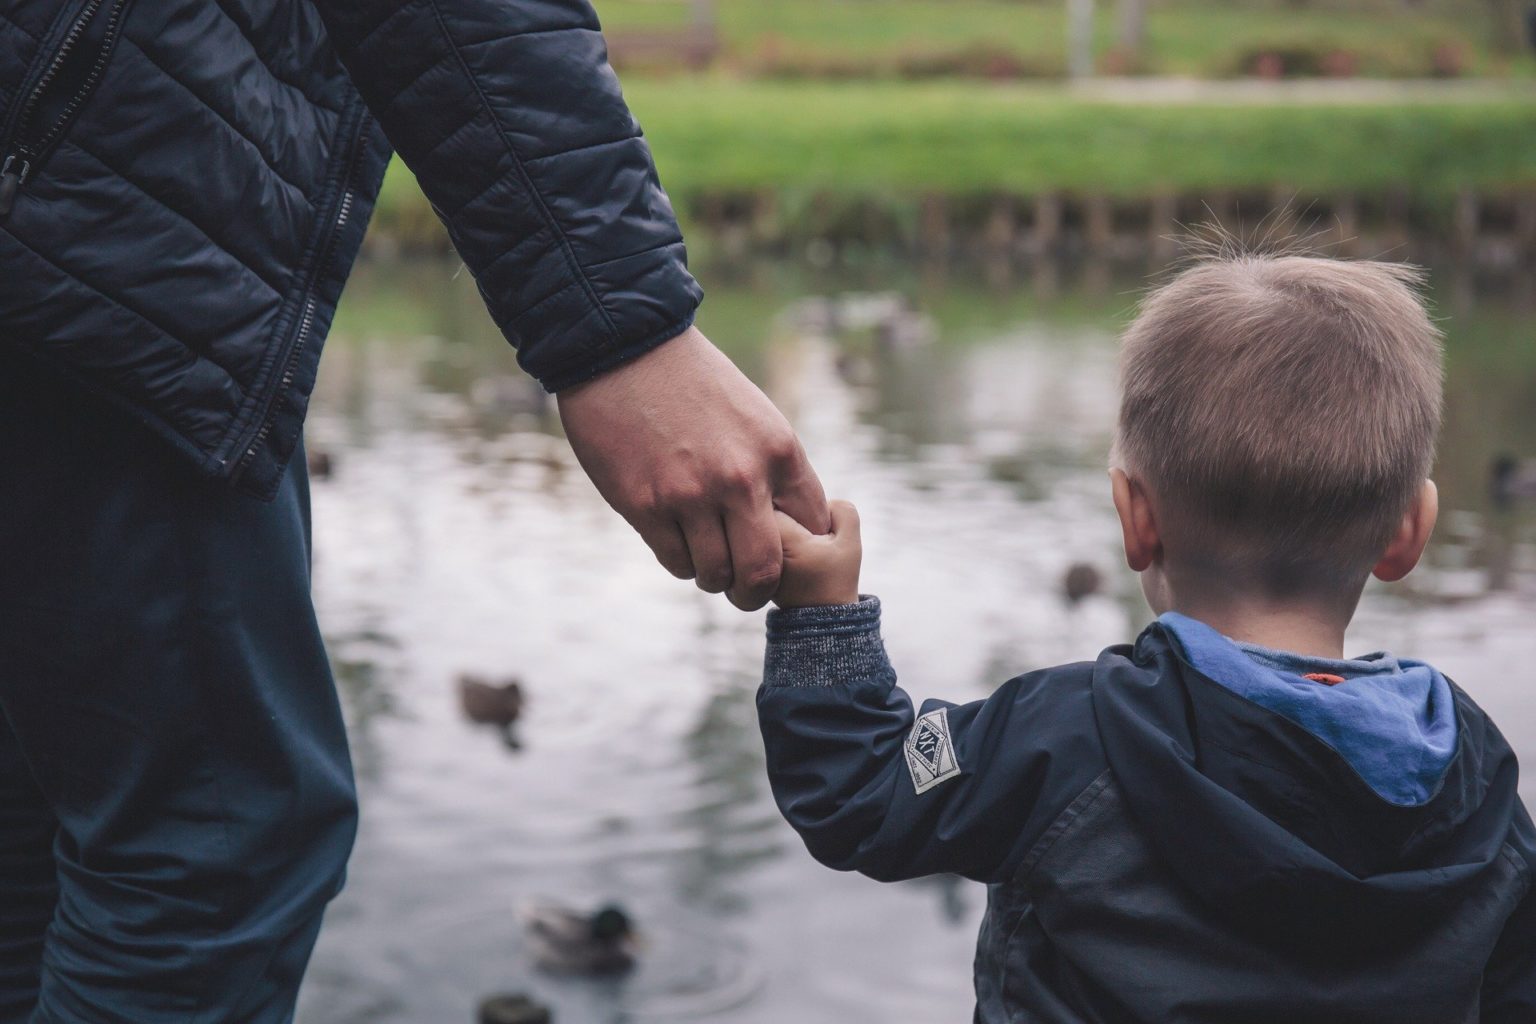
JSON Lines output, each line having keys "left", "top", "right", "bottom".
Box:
{"left": 1068, "top": 0, "right": 1095, "bottom": 78}
{"left": 1485, "top": 0, "right": 1522, "bottom": 53}
{"left": 1118, "top": 0, "right": 1147, "bottom": 55}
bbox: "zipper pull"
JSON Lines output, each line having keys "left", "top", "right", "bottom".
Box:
{"left": 0, "top": 155, "right": 31, "bottom": 219}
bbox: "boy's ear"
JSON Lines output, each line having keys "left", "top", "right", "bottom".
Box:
{"left": 1110, "top": 468, "right": 1161, "bottom": 573}
{"left": 1372, "top": 479, "right": 1439, "bottom": 583}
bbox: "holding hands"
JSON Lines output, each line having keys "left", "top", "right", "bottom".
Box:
{"left": 772, "top": 500, "right": 862, "bottom": 609}
{"left": 558, "top": 326, "right": 831, "bottom": 611}
{"left": 559, "top": 324, "right": 859, "bottom": 612}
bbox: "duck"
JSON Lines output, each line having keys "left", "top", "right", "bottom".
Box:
{"left": 1491, "top": 454, "right": 1536, "bottom": 510}
{"left": 306, "top": 447, "right": 334, "bottom": 480}
{"left": 524, "top": 902, "right": 640, "bottom": 976}
{"left": 458, "top": 675, "right": 525, "bottom": 749}
{"left": 477, "top": 993, "right": 552, "bottom": 1024}
{"left": 1061, "top": 562, "right": 1104, "bottom": 606}
{"left": 833, "top": 349, "right": 875, "bottom": 387}
{"left": 872, "top": 304, "right": 936, "bottom": 352}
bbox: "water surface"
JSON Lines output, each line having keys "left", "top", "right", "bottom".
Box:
{"left": 296, "top": 258, "right": 1536, "bottom": 1023}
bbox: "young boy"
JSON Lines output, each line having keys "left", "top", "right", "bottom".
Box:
{"left": 759, "top": 253, "right": 1536, "bottom": 1023}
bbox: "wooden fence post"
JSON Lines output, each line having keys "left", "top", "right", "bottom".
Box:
{"left": 1333, "top": 194, "right": 1359, "bottom": 257}
{"left": 1150, "top": 189, "right": 1178, "bottom": 264}
{"left": 1032, "top": 192, "right": 1063, "bottom": 255}
{"left": 920, "top": 193, "right": 951, "bottom": 259}
{"left": 983, "top": 196, "right": 1017, "bottom": 259}
{"left": 1085, "top": 193, "right": 1114, "bottom": 254}
{"left": 1453, "top": 188, "right": 1480, "bottom": 255}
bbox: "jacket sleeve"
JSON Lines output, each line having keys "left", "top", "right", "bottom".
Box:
{"left": 310, "top": 0, "right": 702, "bottom": 391}
{"left": 1481, "top": 812, "right": 1536, "bottom": 1022}
{"left": 757, "top": 596, "right": 1106, "bottom": 885}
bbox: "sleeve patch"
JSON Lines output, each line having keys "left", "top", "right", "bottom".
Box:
{"left": 905, "top": 707, "right": 962, "bottom": 794}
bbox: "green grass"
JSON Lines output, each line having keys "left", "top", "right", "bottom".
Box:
{"left": 593, "top": 0, "right": 1532, "bottom": 78}
{"left": 373, "top": 82, "right": 1536, "bottom": 237}
{"left": 628, "top": 82, "right": 1535, "bottom": 195}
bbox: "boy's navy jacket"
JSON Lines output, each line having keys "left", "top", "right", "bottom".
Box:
{"left": 759, "top": 598, "right": 1536, "bottom": 1023}
{"left": 0, "top": 0, "right": 699, "bottom": 499}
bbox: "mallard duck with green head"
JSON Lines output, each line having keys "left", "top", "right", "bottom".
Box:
{"left": 523, "top": 902, "right": 640, "bottom": 976}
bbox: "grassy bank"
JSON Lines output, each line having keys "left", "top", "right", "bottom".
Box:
{"left": 630, "top": 82, "right": 1536, "bottom": 195}
{"left": 595, "top": 0, "right": 1532, "bottom": 79}
{"left": 374, "top": 82, "right": 1536, "bottom": 237}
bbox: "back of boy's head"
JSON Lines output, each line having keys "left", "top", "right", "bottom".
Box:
{"left": 1115, "top": 248, "right": 1443, "bottom": 598}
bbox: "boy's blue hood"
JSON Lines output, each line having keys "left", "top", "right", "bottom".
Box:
{"left": 1086, "top": 618, "right": 1526, "bottom": 957}
{"left": 1158, "top": 612, "right": 1458, "bottom": 807}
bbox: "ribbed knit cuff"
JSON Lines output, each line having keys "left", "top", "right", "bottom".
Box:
{"left": 763, "top": 596, "right": 894, "bottom": 689}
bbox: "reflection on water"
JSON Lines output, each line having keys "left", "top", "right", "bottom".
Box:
{"left": 296, "top": 258, "right": 1536, "bottom": 1024}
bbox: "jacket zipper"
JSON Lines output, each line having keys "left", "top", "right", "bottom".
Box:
{"left": 231, "top": 111, "right": 369, "bottom": 482}
{"left": 0, "top": 0, "right": 132, "bottom": 219}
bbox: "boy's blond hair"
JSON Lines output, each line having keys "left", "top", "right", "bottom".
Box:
{"left": 1115, "top": 252, "right": 1443, "bottom": 596}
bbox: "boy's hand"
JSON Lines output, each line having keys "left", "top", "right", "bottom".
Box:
{"left": 558, "top": 327, "right": 829, "bottom": 613}
{"left": 773, "top": 500, "right": 862, "bottom": 608}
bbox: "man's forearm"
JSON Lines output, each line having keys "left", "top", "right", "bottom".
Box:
{"left": 311, "top": 0, "right": 702, "bottom": 388}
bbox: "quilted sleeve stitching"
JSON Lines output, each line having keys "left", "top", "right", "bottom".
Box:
{"left": 521, "top": 131, "right": 644, "bottom": 168}
{"left": 420, "top": 0, "right": 622, "bottom": 342}
{"left": 579, "top": 239, "right": 684, "bottom": 275}
{"left": 351, "top": 0, "right": 428, "bottom": 57}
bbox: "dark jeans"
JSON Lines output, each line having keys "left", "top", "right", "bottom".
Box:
{"left": 0, "top": 362, "right": 356, "bottom": 1022}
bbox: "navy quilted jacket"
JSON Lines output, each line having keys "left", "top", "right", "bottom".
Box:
{"left": 0, "top": 0, "right": 701, "bottom": 498}
{"left": 760, "top": 600, "right": 1536, "bottom": 1022}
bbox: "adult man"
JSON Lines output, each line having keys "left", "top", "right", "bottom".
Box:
{"left": 0, "top": 0, "right": 826, "bottom": 1018}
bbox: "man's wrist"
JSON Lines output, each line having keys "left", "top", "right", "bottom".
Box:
{"left": 550, "top": 324, "right": 703, "bottom": 398}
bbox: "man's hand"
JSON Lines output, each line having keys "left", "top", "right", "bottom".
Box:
{"left": 557, "top": 327, "right": 830, "bottom": 611}
{"left": 773, "top": 500, "right": 862, "bottom": 608}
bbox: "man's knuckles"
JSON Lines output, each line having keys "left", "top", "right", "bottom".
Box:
{"left": 762, "top": 430, "right": 801, "bottom": 471}
{"left": 716, "top": 462, "right": 762, "bottom": 498}
{"left": 647, "top": 466, "right": 768, "bottom": 513}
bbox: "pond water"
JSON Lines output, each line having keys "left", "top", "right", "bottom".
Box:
{"left": 294, "top": 257, "right": 1536, "bottom": 1024}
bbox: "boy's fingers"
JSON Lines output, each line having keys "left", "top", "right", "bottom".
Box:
{"left": 829, "top": 500, "right": 860, "bottom": 539}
